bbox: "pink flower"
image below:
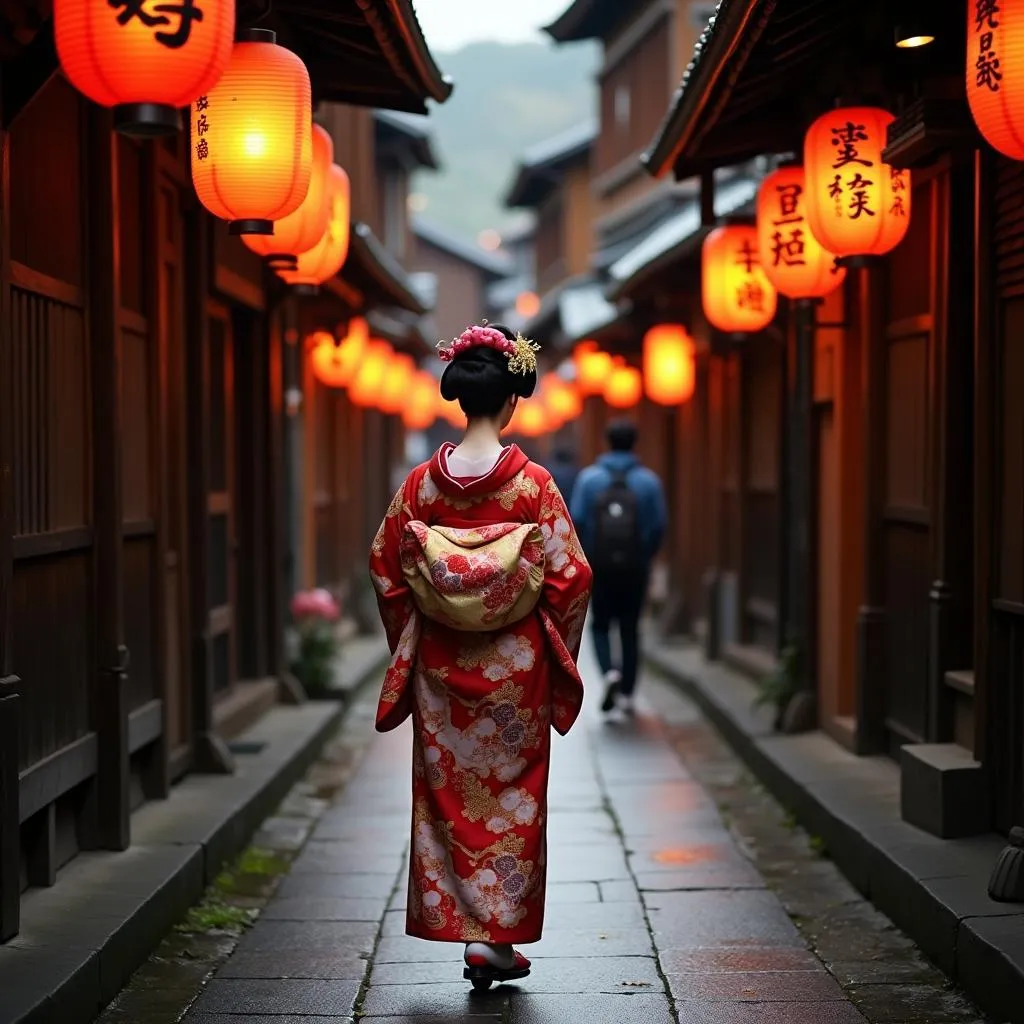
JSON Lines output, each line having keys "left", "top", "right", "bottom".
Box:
{"left": 291, "top": 588, "right": 340, "bottom": 622}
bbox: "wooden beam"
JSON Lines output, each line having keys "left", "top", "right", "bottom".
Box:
{"left": 87, "top": 108, "right": 130, "bottom": 850}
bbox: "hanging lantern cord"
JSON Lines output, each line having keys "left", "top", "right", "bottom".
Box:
{"left": 240, "top": 0, "right": 274, "bottom": 26}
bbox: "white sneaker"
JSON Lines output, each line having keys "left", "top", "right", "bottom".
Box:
{"left": 617, "top": 694, "right": 636, "bottom": 716}
{"left": 600, "top": 670, "right": 622, "bottom": 713}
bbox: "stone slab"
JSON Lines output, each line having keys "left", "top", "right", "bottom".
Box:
{"left": 506, "top": 992, "right": 674, "bottom": 1024}
{"left": 646, "top": 643, "right": 1024, "bottom": 1024}
{"left": 190, "top": 978, "right": 360, "bottom": 1016}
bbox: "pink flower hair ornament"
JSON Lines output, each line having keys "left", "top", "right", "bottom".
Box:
{"left": 436, "top": 322, "right": 540, "bottom": 376}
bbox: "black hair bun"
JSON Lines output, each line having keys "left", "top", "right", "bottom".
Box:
{"left": 439, "top": 324, "right": 537, "bottom": 417}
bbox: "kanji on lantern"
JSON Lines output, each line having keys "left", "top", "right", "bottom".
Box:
{"left": 804, "top": 107, "right": 911, "bottom": 258}
{"left": 191, "top": 28, "right": 313, "bottom": 236}
{"left": 756, "top": 166, "right": 846, "bottom": 301}
{"left": 967, "top": 1, "right": 1024, "bottom": 160}
{"left": 702, "top": 224, "right": 778, "bottom": 333}
{"left": 55, "top": 0, "right": 235, "bottom": 136}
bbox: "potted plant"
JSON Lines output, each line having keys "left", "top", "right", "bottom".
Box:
{"left": 288, "top": 588, "right": 341, "bottom": 697}
{"left": 754, "top": 641, "right": 802, "bottom": 731}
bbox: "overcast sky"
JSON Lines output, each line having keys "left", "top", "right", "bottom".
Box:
{"left": 413, "top": 0, "right": 571, "bottom": 52}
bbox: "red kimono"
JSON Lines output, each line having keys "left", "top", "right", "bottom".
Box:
{"left": 369, "top": 443, "right": 593, "bottom": 945}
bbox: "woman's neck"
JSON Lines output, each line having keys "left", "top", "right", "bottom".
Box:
{"left": 456, "top": 418, "right": 504, "bottom": 458}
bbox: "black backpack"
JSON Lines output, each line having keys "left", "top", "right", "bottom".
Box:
{"left": 591, "top": 468, "right": 644, "bottom": 575}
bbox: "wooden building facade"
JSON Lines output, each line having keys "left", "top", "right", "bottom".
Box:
{"left": 0, "top": 0, "right": 450, "bottom": 942}
{"left": 640, "top": 0, "right": 1024, "bottom": 838}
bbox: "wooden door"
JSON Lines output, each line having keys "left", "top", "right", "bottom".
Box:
{"left": 206, "top": 303, "right": 236, "bottom": 697}
{"left": 879, "top": 177, "right": 936, "bottom": 750}
{"left": 988, "top": 156, "right": 1024, "bottom": 832}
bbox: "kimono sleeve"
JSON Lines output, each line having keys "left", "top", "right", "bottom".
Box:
{"left": 537, "top": 475, "right": 594, "bottom": 735}
{"left": 368, "top": 472, "right": 421, "bottom": 732}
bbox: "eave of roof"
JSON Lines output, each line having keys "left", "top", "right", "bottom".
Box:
{"left": 543, "top": 0, "right": 627, "bottom": 43}
{"left": 643, "top": 0, "right": 772, "bottom": 178}
{"left": 412, "top": 218, "right": 514, "bottom": 279}
{"left": 374, "top": 110, "right": 441, "bottom": 171}
{"left": 504, "top": 121, "right": 597, "bottom": 210}
{"left": 342, "top": 223, "right": 429, "bottom": 316}
{"left": 271, "top": 0, "right": 453, "bottom": 114}
{"left": 607, "top": 172, "right": 759, "bottom": 301}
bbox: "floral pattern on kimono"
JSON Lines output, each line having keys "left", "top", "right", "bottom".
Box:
{"left": 369, "top": 443, "right": 593, "bottom": 943}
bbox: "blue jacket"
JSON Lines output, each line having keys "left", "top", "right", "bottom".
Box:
{"left": 569, "top": 452, "right": 667, "bottom": 564}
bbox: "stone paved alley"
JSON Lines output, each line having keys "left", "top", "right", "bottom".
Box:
{"left": 97, "top": 642, "right": 989, "bottom": 1024}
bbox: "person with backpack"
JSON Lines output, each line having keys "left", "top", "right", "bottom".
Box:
{"left": 369, "top": 323, "right": 592, "bottom": 991}
{"left": 570, "top": 419, "right": 667, "bottom": 715}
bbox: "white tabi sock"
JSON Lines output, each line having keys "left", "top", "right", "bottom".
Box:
{"left": 464, "top": 942, "right": 515, "bottom": 969}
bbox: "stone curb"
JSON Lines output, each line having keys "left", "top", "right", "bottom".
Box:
{"left": 0, "top": 640, "right": 390, "bottom": 1024}
{"left": 646, "top": 643, "right": 1024, "bottom": 1024}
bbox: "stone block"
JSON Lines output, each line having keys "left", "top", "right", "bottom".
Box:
{"left": 900, "top": 744, "right": 989, "bottom": 839}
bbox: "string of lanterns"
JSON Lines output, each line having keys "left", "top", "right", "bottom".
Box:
{"left": 55, "top": 0, "right": 350, "bottom": 293}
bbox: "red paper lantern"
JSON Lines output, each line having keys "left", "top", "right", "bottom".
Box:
{"left": 191, "top": 29, "right": 312, "bottom": 236}
{"left": 245, "top": 123, "right": 334, "bottom": 267}
{"left": 574, "top": 342, "right": 614, "bottom": 396}
{"left": 803, "top": 107, "right": 911, "bottom": 258}
{"left": 967, "top": 2, "right": 1024, "bottom": 160}
{"left": 378, "top": 354, "right": 416, "bottom": 416}
{"left": 277, "top": 164, "right": 352, "bottom": 292}
{"left": 702, "top": 225, "right": 777, "bottom": 333}
{"left": 542, "top": 375, "right": 583, "bottom": 423}
{"left": 757, "top": 166, "right": 847, "bottom": 300}
{"left": 643, "top": 325, "right": 695, "bottom": 406}
{"left": 509, "top": 401, "right": 548, "bottom": 437}
{"left": 55, "top": 0, "right": 235, "bottom": 136}
{"left": 604, "top": 361, "right": 643, "bottom": 409}
{"left": 310, "top": 317, "right": 369, "bottom": 389}
{"left": 348, "top": 341, "right": 392, "bottom": 408}
{"left": 403, "top": 373, "right": 439, "bottom": 431}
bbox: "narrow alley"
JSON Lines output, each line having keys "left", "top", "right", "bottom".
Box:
{"left": 99, "top": 642, "right": 987, "bottom": 1024}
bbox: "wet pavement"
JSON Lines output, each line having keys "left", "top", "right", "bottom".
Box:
{"left": 96, "top": 640, "right": 989, "bottom": 1024}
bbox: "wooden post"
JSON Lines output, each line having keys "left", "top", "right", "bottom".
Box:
{"left": 928, "top": 156, "right": 975, "bottom": 743}
{"left": 87, "top": 110, "right": 130, "bottom": 850}
{"left": 973, "top": 149, "right": 995, "bottom": 778}
{"left": 855, "top": 263, "right": 888, "bottom": 755}
{"left": 0, "top": 125, "right": 21, "bottom": 941}
{"left": 184, "top": 207, "right": 233, "bottom": 774}
{"left": 788, "top": 300, "right": 818, "bottom": 684}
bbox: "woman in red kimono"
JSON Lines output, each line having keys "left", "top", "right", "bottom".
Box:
{"left": 369, "top": 323, "right": 593, "bottom": 990}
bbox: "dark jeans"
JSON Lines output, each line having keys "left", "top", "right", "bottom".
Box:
{"left": 590, "top": 572, "right": 648, "bottom": 697}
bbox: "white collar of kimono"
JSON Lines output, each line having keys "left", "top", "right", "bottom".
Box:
{"left": 436, "top": 443, "right": 514, "bottom": 493}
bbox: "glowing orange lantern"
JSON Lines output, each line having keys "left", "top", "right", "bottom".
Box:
{"left": 278, "top": 164, "right": 352, "bottom": 292}
{"left": 245, "top": 123, "right": 333, "bottom": 267}
{"left": 191, "top": 29, "right": 312, "bottom": 235}
{"left": 516, "top": 291, "right": 541, "bottom": 319}
{"left": 403, "top": 373, "right": 439, "bottom": 431}
{"left": 702, "top": 225, "right": 777, "bottom": 333}
{"left": 643, "top": 325, "right": 695, "bottom": 406}
{"left": 348, "top": 341, "right": 392, "bottom": 408}
{"left": 55, "top": 0, "right": 234, "bottom": 137}
{"left": 310, "top": 317, "right": 369, "bottom": 388}
{"left": 509, "top": 402, "right": 548, "bottom": 438}
{"left": 438, "top": 400, "right": 465, "bottom": 429}
{"left": 756, "top": 166, "right": 847, "bottom": 300}
{"left": 803, "top": 107, "right": 910, "bottom": 258}
{"left": 604, "top": 361, "right": 643, "bottom": 409}
{"left": 542, "top": 375, "right": 583, "bottom": 422}
{"left": 967, "top": 3, "right": 1024, "bottom": 159}
{"left": 378, "top": 354, "right": 416, "bottom": 416}
{"left": 574, "top": 342, "right": 614, "bottom": 396}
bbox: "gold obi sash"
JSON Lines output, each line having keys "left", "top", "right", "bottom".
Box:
{"left": 400, "top": 521, "right": 546, "bottom": 631}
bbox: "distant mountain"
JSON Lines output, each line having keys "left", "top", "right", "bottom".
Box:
{"left": 414, "top": 40, "right": 599, "bottom": 244}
